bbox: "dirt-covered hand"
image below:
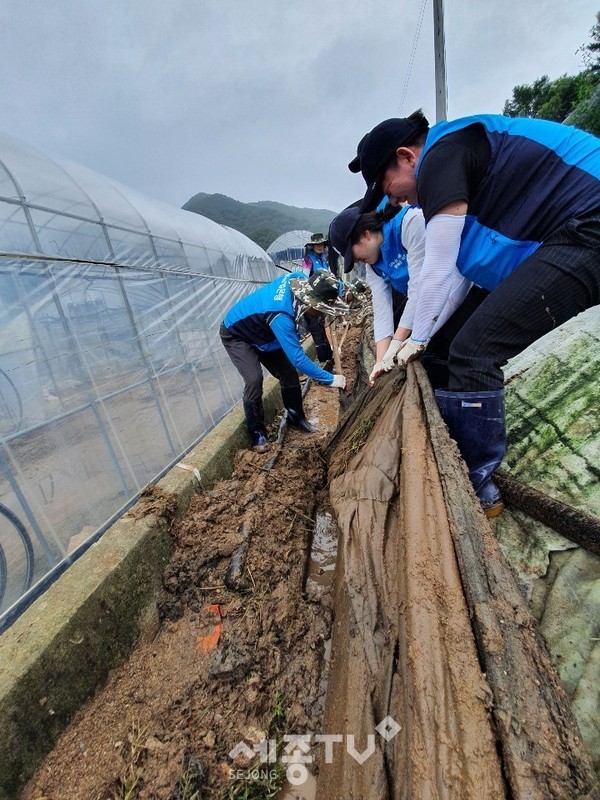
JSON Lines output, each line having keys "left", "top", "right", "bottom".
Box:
{"left": 396, "top": 338, "right": 427, "bottom": 366}
{"left": 330, "top": 374, "right": 347, "bottom": 389}
{"left": 380, "top": 338, "right": 406, "bottom": 371}
{"left": 368, "top": 362, "right": 385, "bottom": 386}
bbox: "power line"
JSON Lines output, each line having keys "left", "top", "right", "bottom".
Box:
{"left": 399, "top": 0, "right": 429, "bottom": 115}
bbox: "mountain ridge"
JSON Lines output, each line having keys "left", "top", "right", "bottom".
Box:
{"left": 182, "top": 192, "right": 338, "bottom": 251}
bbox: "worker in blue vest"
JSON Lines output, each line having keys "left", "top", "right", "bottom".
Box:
{"left": 329, "top": 202, "right": 471, "bottom": 386}
{"left": 357, "top": 110, "right": 600, "bottom": 517}
{"left": 302, "top": 232, "right": 337, "bottom": 365}
{"left": 302, "top": 233, "right": 329, "bottom": 276}
{"left": 220, "top": 270, "right": 347, "bottom": 449}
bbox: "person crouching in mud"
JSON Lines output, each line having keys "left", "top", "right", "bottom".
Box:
{"left": 220, "top": 269, "right": 348, "bottom": 450}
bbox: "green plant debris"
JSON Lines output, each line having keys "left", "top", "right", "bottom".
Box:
{"left": 215, "top": 691, "right": 288, "bottom": 800}
{"left": 111, "top": 721, "right": 146, "bottom": 800}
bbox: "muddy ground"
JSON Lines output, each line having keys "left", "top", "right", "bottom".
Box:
{"left": 22, "top": 326, "right": 362, "bottom": 800}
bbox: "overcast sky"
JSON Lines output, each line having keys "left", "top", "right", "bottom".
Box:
{"left": 1, "top": 1, "right": 597, "bottom": 214}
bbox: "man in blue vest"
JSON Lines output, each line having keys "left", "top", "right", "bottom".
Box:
{"left": 220, "top": 270, "right": 347, "bottom": 450}
{"left": 357, "top": 111, "right": 600, "bottom": 516}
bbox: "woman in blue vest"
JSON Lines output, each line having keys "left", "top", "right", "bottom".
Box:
{"left": 301, "top": 232, "right": 336, "bottom": 365}
{"left": 302, "top": 232, "right": 329, "bottom": 276}
{"left": 329, "top": 203, "right": 471, "bottom": 385}
{"left": 357, "top": 110, "right": 600, "bottom": 516}
{"left": 220, "top": 270, "right": 347, "bottom": 449}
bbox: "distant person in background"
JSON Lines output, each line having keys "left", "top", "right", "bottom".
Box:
{"left": 302, "top": 233, "right": 335, "bottom": 365}
{"left": 220, "top": 270, "right": 347, "bottom": 450}
{"left": 329, "top": 203, "right": 472, "bottom": 386}
{"left": 356, "top": 109, "right": 600, "bottom": 516}
{"left": 302, "top": 233, "right": 329, "bottom": 276}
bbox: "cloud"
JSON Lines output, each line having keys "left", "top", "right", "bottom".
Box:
{"left": 0, "top": 0, "right": 596, "bottom": 214}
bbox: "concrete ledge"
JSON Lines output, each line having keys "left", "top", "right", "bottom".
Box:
{"left": 0, "top": 373, "right": 285, "bottom": 799}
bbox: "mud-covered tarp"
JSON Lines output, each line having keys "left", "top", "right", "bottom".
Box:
{"left": 495, "top": 305, "right": 600, "bottom": 774}
{"left": 319, "top": 365, "right": 599, "bottom": 800}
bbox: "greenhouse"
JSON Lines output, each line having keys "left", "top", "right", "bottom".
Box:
{"left": 0, "top": 131, "right": 279, "bottom": 624}
{"left": 266, "top": 229, "right": 313, "bottom": 270}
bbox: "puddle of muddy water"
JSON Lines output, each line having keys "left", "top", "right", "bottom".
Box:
{"left": 279, "top": 771, "right": 317, "bottom": 800}
{"left": 278, "top": 511, "right": 337, "bottom": 800}
{"left": 305, "top": 511, "right": 338, "bottom": 596}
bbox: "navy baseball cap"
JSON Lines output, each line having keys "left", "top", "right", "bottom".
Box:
{"left": 360, "top": 113, "right": 429, "bottom": 211}
{"left": 329, "top": 206, "right": 361, "bottom": 274}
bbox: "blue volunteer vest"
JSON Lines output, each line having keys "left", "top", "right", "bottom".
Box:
{"left": 417, "top": 115, "right": 600, "bottom": 290}
{"left": 370, "top": 205, "right": 412, "bottom": 294}
{"left": 224, "top": 272, "right": 302, "bottom": 351}
{"left": 305, "top": 251, "right": 328, "bottom": 275}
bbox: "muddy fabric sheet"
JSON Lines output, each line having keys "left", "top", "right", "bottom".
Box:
{"left": 320, "top": 365, "right": 599, "bottom": 800}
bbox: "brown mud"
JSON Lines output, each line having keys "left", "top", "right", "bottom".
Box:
{"left": 22, "top": 326, "right": 362, "bottom": 800}
{"left": 20, "top": 321, "right": 600, "bottom": 800}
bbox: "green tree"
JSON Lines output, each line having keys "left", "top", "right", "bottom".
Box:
{"left": 580, "top": 11, "right": 600, "bottom": 72}
{"left": 502, "top": 13, "right": 600, "bottom": 135}
{"left": 503, "top": 72, "right": 599, "bottom": 124}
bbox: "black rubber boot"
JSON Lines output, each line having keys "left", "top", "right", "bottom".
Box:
{"left": 280, "top": 386, "right": 317, "bottom": 433}
{"left": 243, "top": 400, "right": 270, "bottom": 450}
{"left": 315, "top": 342, "right": 333, "bottom": 363}
{"left": 435, "top": 389, "right": 506, "bottom": 518}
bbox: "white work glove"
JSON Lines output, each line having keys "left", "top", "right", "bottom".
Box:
{"left": 330, "top": 374, "right": 347, "bottom": 389}
{"left": 380, "top": 338, "right": 406, "bottom": 371}
{"left": 368, "top": 362, "right": 385, "bottom": 386}
{"left": 396, "top": 338, "right": 427, "bottom": 366}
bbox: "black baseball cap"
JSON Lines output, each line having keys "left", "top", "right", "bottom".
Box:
{"left": 329, "top": 206, "right": 361, "bottom": 274}
{"left": 347, "top": 132, "right": 368, "bottom": 173}
{"left": 360, "top": 112, "right": 429, "bottom": 211}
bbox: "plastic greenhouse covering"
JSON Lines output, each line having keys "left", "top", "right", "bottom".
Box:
{"left": 266, "top": 229, "right": 313, "bottom": 270}
{"left": 0, "top": 131, "right": 280, "bottom": 625}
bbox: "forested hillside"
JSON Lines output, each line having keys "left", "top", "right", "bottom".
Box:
{"left": 182, "top": 192, "right": 337, "bottom": 250}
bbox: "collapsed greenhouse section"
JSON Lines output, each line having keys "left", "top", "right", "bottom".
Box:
{"left": 0, "top": 132, "right": 279, "bottom": 622}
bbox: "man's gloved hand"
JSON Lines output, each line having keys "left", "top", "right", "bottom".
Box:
{"left": 396, "top": 338, "right": 427, "bottom": 366}
{"left": 330, "top": 374, "right": 347, "bottom": 389}
{"left": 380, "top": 338, "right": 406, "bottom": 371}
{"left": 368, "top": 362, "right": 385, "bottom": 386}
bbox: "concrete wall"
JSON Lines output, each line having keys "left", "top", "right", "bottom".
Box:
{"left": 0, "top": 374, "right": 286, "bottom": 799}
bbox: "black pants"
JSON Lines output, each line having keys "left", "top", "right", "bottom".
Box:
{"left": 392, "top": 288, "right": 407, "bottom": 328}
{"left": 220, "top": 324, "right": 300, "bottom": 404}
{"left": 428, "top": 215, "right": 600, "bottom": 392}
{"left": 304, "top": 315, "right": 332, "bottom": 363}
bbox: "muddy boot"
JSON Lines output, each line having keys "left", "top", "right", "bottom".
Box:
{"left": 435, "top": 389, "right": 505, "bottom": 518}
{"left": 243, "top": 400, "right": 270, "bottom": 451}
{"left": 280, "top": 386, "right": 317, "bottom": 433}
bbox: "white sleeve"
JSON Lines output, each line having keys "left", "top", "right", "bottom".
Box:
{"left": 429, "top": 273, "right": 473, "bottom": 335}
{"left": 366, "top": 265, "right": 394, "bottom": 342}
{"left": 411, "top": 214, "right": 466, "bottom": 342}
{"left": 397, "top": 207, "right": 426, "bottom": 331}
